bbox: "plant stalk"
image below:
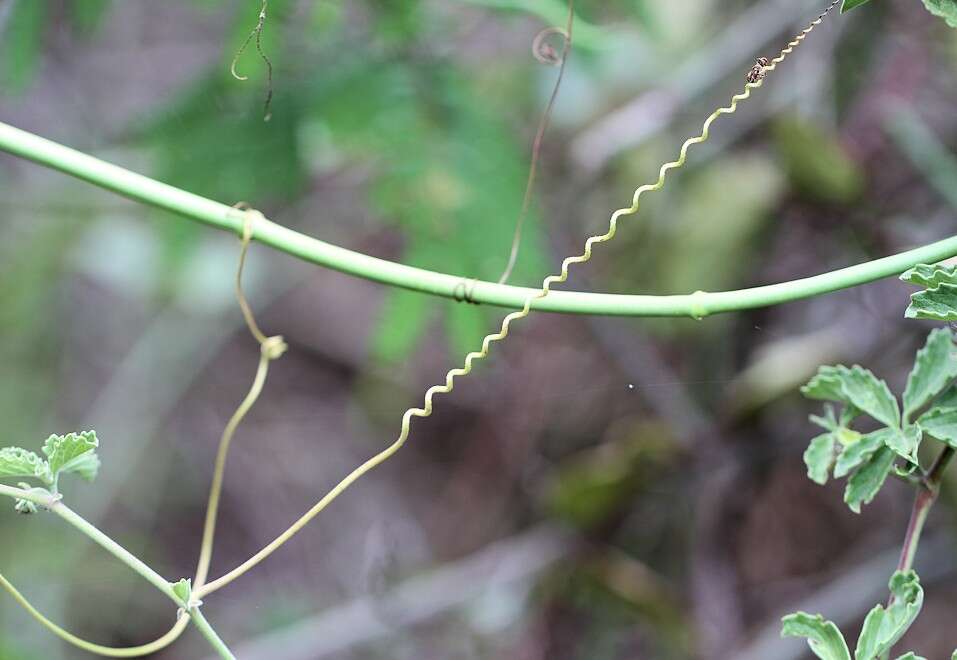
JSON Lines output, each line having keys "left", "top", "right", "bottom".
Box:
{"left": 897, "top": 446, "right": 955, "bottom": 573}
{"left": 189, "top": 607, "right": 236, "bottom": 660}
{"left": 2, "top": 121, "right": 957, "bottom": 318}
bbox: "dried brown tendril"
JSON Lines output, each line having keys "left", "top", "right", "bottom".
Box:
{"left": 531, "top": 26, "right": 569, "bottom": 66}
{"left": 230, "top": 0, "right": 274, "bottom": 122}
{"left": 497, "top": 0, "right": 575, "bottom": 286}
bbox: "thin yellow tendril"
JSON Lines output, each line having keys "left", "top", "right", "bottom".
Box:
{"left": 193, "top": 1, "right": 839, "bottom": 600}
{"left": 194, "top": 206, "right": 287, "bottom": 590}
{"left": 0, "top": 573, "right": 190, "bottom": 657}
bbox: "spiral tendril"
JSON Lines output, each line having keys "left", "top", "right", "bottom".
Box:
{"left": 532, "top": 26, "right": 569, "bottom": 66}
{"left": 195, "top": 0, "right": 841, "bottom": 600}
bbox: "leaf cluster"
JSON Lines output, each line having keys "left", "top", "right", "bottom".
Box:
{"left": 801, "top": 328, "right": 957, "bottom": 512}
{"left": 781, "top": 570, "right": 942, "bottom": 660}
{"left": 0, "top": 431, "right": 100, "bottom": 504}
{"left": 901, "top": 264, "right": 957, "bottom": 321}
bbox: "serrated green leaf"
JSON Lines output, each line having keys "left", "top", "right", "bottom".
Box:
{"left": 916, "top": 406, "right": 957, "bottom": 448}
{"left": 854, "top": 571, "right": 923, "bottom": 660}
{"left": 845, "top": 446, "right": 895, "bottom": 513}
{"left": 884, "top": 572, "right": 924, "bottom": 652}
{"left": 781, "top": 612, "right": 851, "bottom": 660}
{"left": 921, "top": 0, "right": 957, "bottom": 27}
{"left": 841, "top": 0, "right": 876, "bottom": 12}
{"left": 903, "top": 328, "right": 957, "bottom": 420}
{"left": 42, "top": 431, "right": 100, "bottom": 483}
{"left": 855, "top": 603, "right": 886, "bottom": 660}
{"left": 805, "top": 434, "right": 837, "bottom": 485}
{"left": 905, "top": 283, "right": 957, "bottom": 321}
{"left": 900, "top": 264, "right": 957, "bottom": 288}
{"left": 0, "top": 447, "right": 52, "bottom": 484}
{"left": 885, "top": 425, "right": 922, "bottom": 463}
{"left": 803, "top": 365, "right": 900, "bottom": 429}
{"left": 834, "top": 428, "right": 890, "bottom": 478}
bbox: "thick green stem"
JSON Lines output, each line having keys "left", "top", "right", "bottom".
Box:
{"left": 1, "top": 121, "right": 956, "bottom": 318}
{"left": 189, "top": 608, "right": 236, "bottom": 660}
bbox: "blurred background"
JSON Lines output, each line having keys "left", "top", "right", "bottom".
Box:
{"left": 1, "top": 0, "right": 956, "bottom": 658}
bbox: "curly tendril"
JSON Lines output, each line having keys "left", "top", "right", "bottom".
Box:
{"left": 498, "top": 0, "right": 575, "bottom": 286}
{"left": 231, "top": 0, "right": 274, "bottom": 122}
{"left": 531, "top": 26, "right": 569, "bottom": 66}
{"left": 189, "top": 0, "right": 844, "bottom": 600}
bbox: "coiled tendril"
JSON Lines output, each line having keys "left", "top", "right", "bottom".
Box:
{"left": 194, "top": 0, "right": 842, "bottom": 600}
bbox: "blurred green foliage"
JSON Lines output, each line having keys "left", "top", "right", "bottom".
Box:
{"left": 0, "top": 0, "right": 45, "bottom": 92}
{"left": 774, "top": 116, "right": 864, "bottom": 204}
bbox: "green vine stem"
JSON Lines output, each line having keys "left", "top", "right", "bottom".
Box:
{"left": 189, "top": 608, "right": 236, "bottom": 660}
{"left": 1, "top": 120, "right": 956, "bottom": 317}
{"left": 0, "top": 484, "right": 231, "bottom": 659}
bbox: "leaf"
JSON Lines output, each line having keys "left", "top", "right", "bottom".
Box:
{"left": 916, "top": 406, "right": 957, "bottom": 448}
{"left": 42, "top": 431, "right": 100, "bottom": 482}
{"left": 834, "top": 428, "right": 891, "bottom": 478}
{"left": 0, "top": 447, "right": 52, "bottom": 484}
{"left": 841, "top": 0, "right": 876, "bottom": 12}
{"left": 844, "top": 446, "right": 895, "bottom": 513}
{"left": 921, "top": 0, "right": 957, "bottom": 27}
{"left": 894, "top": 654, "right": 926, "bottom": 660}
{"left": 854, "top": 571, "right": 923, "bottom": 660}
{"left": 900, "top": 264, "right": 957, "bottom": 288}
{"left": 903, "top": 328, "right": 957, "bottom": 420}
{"left": 781, "top": 612, "right": 851, "bottom": 660}
{"left": 805, "top": 434, "right": 837, "bottom": 485}
{"left": 884, "top": 425, "right": 922, "bottom": 463}
{"left": 171, "top": 578, "right": 192, "bottom": 605}
{"left": 802, "top": 365, "right": 900, "bottom": 429}
{"left": 905, "top": 283, "right": 957, "bottom": 321}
